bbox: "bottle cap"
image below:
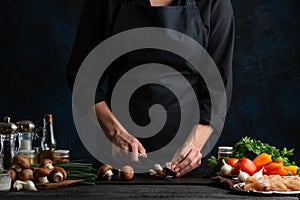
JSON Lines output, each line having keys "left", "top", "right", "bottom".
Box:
{"left": 44, "top": 114, "right": 53, "bottom": 122}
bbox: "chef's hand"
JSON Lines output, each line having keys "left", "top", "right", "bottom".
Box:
{"left": 171, "top": 124, "right": 213, "bottom": 177}
{"left": 95, "top": 101, "right": 146, "bottom": 162}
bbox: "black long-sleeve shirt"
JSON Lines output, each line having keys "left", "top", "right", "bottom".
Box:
{"left": 67, "top": 0, "right": 234, "bottom": 125}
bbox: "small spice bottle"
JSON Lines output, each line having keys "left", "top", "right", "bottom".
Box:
{"left": 217, "top": 146, "right": 233, "bottom": 169}
{"left": 54, "top": 150, "right": 70, "bottom": 162}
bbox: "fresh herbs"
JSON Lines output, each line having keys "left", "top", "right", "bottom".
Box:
{"left": 207, "top": 156, "right": 218, "bottom": 168}
{"left": 233, "top": 137, "right": 295, "bottom": 165}
{"left": 208, "top": 136, "right": 298, "bottom": 169}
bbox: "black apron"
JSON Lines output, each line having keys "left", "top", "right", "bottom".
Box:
{"left": 105, "top": 0, "right": 208, "bottom": 152}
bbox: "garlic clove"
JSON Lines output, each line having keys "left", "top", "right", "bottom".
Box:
{"left": 238, "top": 169, "right": 250, "bottom": 182}
{"left": 252, "top": 167, "right": 264, "bottom": 179}
{"left": 220, "top": 159, "right": 233, "bottom": 176}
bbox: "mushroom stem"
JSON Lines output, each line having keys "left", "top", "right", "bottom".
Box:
{"left": 38, "top": 176, "right": 49, "bottom": 184}
{"left": 104, "top": 170, "right": 113, "bottom": 180}
{"left": 23, "top": 181, "right": 38, "bottom": 191}
{"left": 13, "top": 180, "right": 25, "bottom": 191}
{"left": 154, "top": 164, "right": 164, "bottom": 173}
{"left": 12, "top": 164, "right": 22, "bottom": 173}
{"left": 52, "top": 172, "right": 64, "bottom": 183}
{"left": 45, "top": 163, "right": 54, "bottom": 171}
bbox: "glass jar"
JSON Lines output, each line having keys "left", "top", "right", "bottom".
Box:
{"left": 19, "top": 150, "right": 37, "bottom": 165}
{"left": 54, "top": 150, "right": 70, "bottom": 162}
{"left": 217, "top": 146, "right": 233, "bottom": 170}
{"left": 16, "top": 120, "right": 35, "bottom": 151}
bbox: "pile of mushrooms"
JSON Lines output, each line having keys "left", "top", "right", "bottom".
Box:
{"left": 9, "top": 155, "right": 67, "bottom": 191}
{"left": 97, "top": 164, "right": 134, "bottom": 181}
{"left": 10, "top": 155, "right": 37, "bottom": 191}
{"left": 34, "top": 159, "right": 67, "bottom": 184}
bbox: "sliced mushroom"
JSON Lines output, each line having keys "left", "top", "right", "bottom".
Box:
{"left": 118, "top": 165, "right": 134, "bottom": 181}
{"left": 34, "top": 167, "right": 50, "bottom": 183}
{"left": 49, "top": 167, "right": 67, "bottom": 183}
{"left": 40, "top": 159, "right": 54, "bottom": 171}
{"left": 149, "top": 164, "right": 174, "bottom": 179}
{"left": 18, "top": 169, "right": 34, "bottom": 181}
{"left": 97, "top": 164, "right": 113, "bottom": 180}
{"left": 11, "top": 155, "right": 31, "bottom": 172}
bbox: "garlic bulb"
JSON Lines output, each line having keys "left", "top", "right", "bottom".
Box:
{"left": 252, "top": 167, "right": 264, "bottom": 179}
{"left": 220, "top": 159, "right": 233, "bottom": 175}
{"left": 238, "top": 170, "right": 250, "bottom": 182}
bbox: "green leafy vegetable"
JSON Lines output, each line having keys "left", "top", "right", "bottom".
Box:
{"left": 207, "top": 136, "right": 298, "bottom": 170}
{"left": 233, "top": 136, "right": 295, "bottom": 166}
{"left": 207, "top": 156, "right": 218, "bottom": 169}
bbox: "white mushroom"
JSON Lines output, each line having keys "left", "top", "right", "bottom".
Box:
{"left": 97, "top": 164, "right": 114, "bottom": 180}
{"left": 23, "top": 180, "right": 38, "bottom": 191}
{"left": 118, "top": 165, "right": 134, "bottom": 181}
{"left": 34, "top": 167, "right": 50, "bottom": 183}
{"left": 11, "top": 155, "right": 31, "bottom": 172}
{"left": 40, "top": 159, "right": 54, "bottom": 171}
{"left": 13, "top": 180, "right": 25, "bottom": 191}
{"left": 49, "top": 167, "right": 67, "bottom": 183}
{"left": 18, "top": 169, "right": 34, "bottom": 181}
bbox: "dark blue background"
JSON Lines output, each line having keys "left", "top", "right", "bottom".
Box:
{"left": 0, "top": 0, "right": 299, "bottom": 166}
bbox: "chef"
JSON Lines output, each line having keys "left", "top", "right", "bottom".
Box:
{"left": 67, "top": 0, "right": 234, "bottom": 177}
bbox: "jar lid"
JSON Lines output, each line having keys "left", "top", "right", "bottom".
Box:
{"left": 16, "top": 120, "right": 35, "bottom": 132}
{"left": 19, "top": 149, "right": 35, "bottom": 153}
{"left": 19, "top": 150, "right": 35, "bottom": 157}
{"left": 0, "top": 117, "right": 18, "bottom": 135}
{"left": 218, "top": 146, "right": 233, "bottom": 150}
{"left": 54, "top": 150, "right": 70, "bottom": 155}
{"left": 54, "top": 150, "right": 70, "bottom": 158}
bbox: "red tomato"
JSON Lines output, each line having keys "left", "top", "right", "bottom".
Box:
{"left": 232, "top": 158, "right": 257, "bottom": 176}
{"left": 226, "top": 158, "right": 239, "bottom": 167}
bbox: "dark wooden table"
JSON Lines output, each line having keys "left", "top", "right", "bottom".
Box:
{"left": 1, "top": 175, "right": 299, "bottom": 200}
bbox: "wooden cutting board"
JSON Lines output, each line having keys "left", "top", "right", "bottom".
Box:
{"left": 35, "top": 180, "right": 84, "bottom": 190}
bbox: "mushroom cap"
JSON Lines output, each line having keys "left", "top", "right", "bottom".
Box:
{"left": 34, "top": 167, "right": 51, "bottom": 178}
{"left": 97, "top": 164, "right": 113, "bottom": 179}
{"left": 119, "top": 165, "right": 134, "bottom": 181}
{"left": 11, "top": 155, "right": 31, "bottom": 169}
{"left": 40, "top": 159, "right": 53, "bottom": 167}
{"left": 50, "top": 167, "right": 67, "bottom": 180}
{"left": 18, "top": 169, "right": 34, "bottom": 181}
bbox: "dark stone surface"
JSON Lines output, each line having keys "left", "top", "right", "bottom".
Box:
{"left": 0, "top": 184, "right": 298, "bottom": 200}
{"left": 0, "top": 0, "right": 299, "bottom": 166}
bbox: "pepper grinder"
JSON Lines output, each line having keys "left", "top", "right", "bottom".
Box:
{"left": 0, "top": 117, "right": 19, "bottom": 170}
